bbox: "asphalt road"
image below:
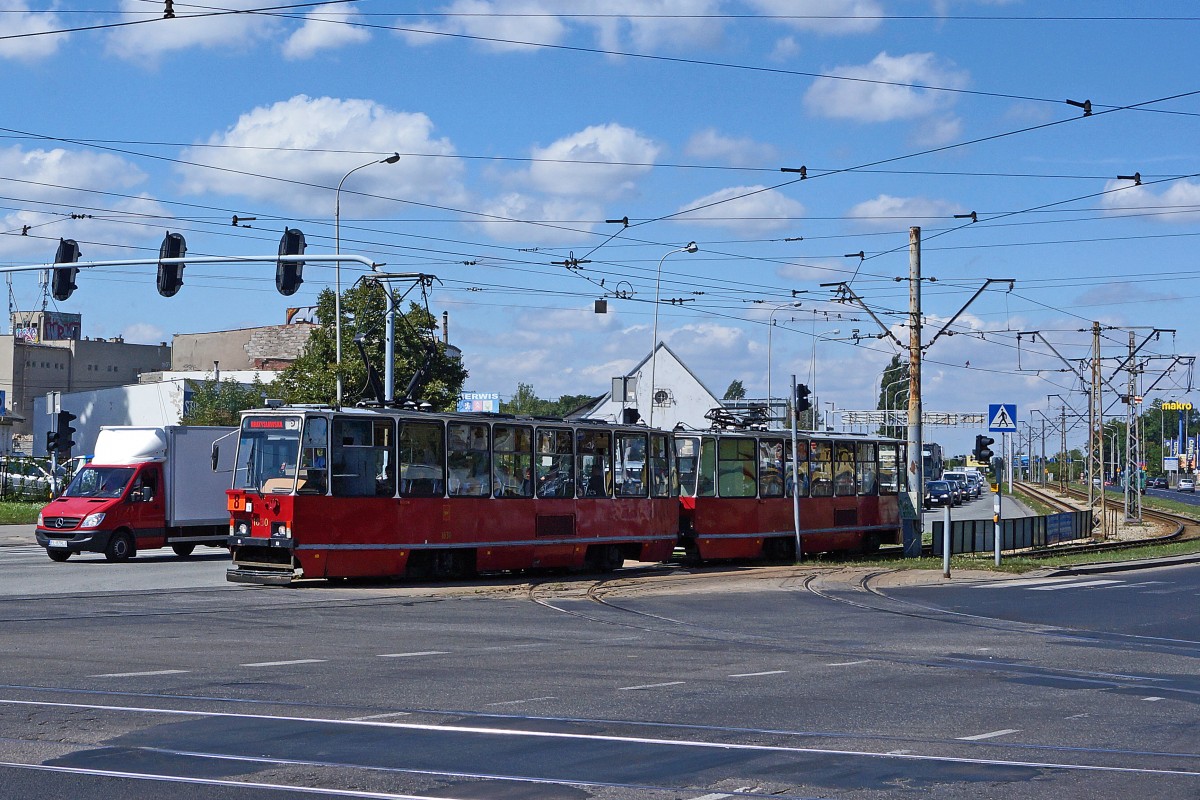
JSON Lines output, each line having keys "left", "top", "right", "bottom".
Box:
{"left": 0, "top": 538, "right": 1197, "bottom": 799}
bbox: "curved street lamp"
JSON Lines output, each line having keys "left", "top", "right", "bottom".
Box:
{"left": 648, "top": 241, "right": 698, "bottom": 427}
{"left": 334, "top": 153, "right": 400, "bottom": 405}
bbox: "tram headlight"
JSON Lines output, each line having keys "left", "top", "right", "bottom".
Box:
{"left": 271, "top": 522, "right": 291, "bottom": 539}
{"left": 235, "top": 521, "right": 250, "bottom": 536}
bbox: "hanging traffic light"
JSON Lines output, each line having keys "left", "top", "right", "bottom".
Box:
{"left": 55, "top": 410, "right": 77, "bottom": 459}
{"left": 795, "top": 384, "right": 812, "bottom": 414}
{"left": 51, "top": 238, "right": 81, "bottom": 301}
{"left": 156, "top": 231, "right": 186, "bottom": 297}
{"left": 974, "top": 434, "right": 995, "bottom": 462}
{"left": 275, "top": 228, "right": 306, "bottom": 295}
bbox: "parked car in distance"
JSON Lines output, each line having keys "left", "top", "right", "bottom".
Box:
{"left": 1148, "top": 476, "right": 1168, "bottom": 489}
{"left": 924, "top": 480, "right": 955, "bottom": 508}
{"left": 1178, "top": 478, "right": 1195, "bottom": 493}
{"left": 943, "top": 471, "right": 979, "bottom": 499}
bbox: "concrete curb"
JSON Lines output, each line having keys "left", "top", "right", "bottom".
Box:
{"left": 1041, "top": 552, "right": 1200, "bottom": 576}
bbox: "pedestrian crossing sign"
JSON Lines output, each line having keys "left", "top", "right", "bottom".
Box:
{"left": 988, "top": 403, "right": 1017, "bottom": 432}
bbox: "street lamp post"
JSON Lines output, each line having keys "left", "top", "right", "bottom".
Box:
{"left": 766, "top": 302, "right": 802, "bottom": 428}
{"left": 809, "top": 329, "right": 840, "bottom": 431}
{"left": 334, "top": 153, "right": 400, "bottom": 405}
{"left": 648, "top": 242, "right": 698, "bottom": 427}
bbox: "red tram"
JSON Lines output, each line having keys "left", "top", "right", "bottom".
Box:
{"left": 225, "top": 406, "right": 678, "bottom": 584}
{"left": 675, "top": 429, "right": 904, "bottom": 561}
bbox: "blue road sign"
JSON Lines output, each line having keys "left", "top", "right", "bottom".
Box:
{"left": 988, "top": 403, "right": 1018, "bottom": 432}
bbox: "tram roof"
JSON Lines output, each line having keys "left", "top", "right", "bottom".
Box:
{"left": 238, "top": 404, "right": 669, "bottom": 434}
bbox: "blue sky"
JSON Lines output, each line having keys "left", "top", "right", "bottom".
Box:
{"left": 1, "top": 1, "right": 1198, "bottom": 457}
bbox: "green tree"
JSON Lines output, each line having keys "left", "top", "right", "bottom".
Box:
{"left": 272, "top": 283, "right": 468, "bottom": 410}
{"left": 182, "top": 378, "right": 272, "bottom": 426}
{"left": 500, "top": 383, "right": 597, "bottom": 417}
{"left": 723, "top": 379, "right": 746, "bottom": 401}
{"left": 876, "top": 355, "right": 908, "bottom": 439}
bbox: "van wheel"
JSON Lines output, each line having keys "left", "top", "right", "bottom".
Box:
{"left": 47, "top": 549, "right": 71, "bottom": 562}
{"left": 105, "top": 532, "right": 135, "bottom": 562}
{"left": 171, "top": 543, "right": 196, "bottom": 558}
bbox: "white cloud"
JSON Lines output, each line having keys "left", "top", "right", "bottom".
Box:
{"left": 577, "top": 0, "right": 724, "bottom": 53}
{"left": 1101, "top": 178, "right": 1200, "bottom": 222}
{"left": 684, "top": 128, "right": 779, "bottom": 168}
{"left": 0, "top": 146, "right": 165, "bottom": 263}
{"left": 0, "top": 0, "right": 64, "bottom": 60}
{"left": 746, "top": 0, "right": 885, "bottom": 35}
{"left": 283, "top": 4, "right": 370, "bottom": 59}
{"left": 176, "top": 95, "right": 466, "bottom": 215}
{"left": 847, "top": 194, "right": 967, "bottom": 229}
{"left": 675, "top": 186, "right": 805, "bottom": 234}
{"left": 804, "top": 51, "right": 969, "bottom": 122}
{"left": 473, "top": 192, "right": 599, "bottom": 244}
{"left": 121, "top": 322, "right": 168, "bottom": 344}
{"left": 769, "top": 36, "right": 801, "bottom": 61}
{"left": 397, "top": 0, "right": 567, "bottom": 52}
{"left": 528, "top": 124, "right": 660, "bottom": 199}
{"left": 107, "top": 0, "right": 276, "bottom": 61}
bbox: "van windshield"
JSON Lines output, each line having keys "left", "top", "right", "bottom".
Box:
{"left": 62, "top": 466, "right": 135, "bottom": 499}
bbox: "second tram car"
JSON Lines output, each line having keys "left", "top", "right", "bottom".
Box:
{"left": 226, "top": 406, "right": 678, "bottom": 584}
{"left": 675, "top": 429, "right": 904, "bottom": 561}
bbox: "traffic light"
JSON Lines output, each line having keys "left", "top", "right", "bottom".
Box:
{"left": 45, "top": 429, "right": 59, "bottom": 455}
{"left": 51, "top": 238, "right": 81, "bottom": 301}
{"left": 974, "top": 434, "right": 994, "bottom": 463}
{"left": 55, "top": 410, "right": 77, "bottom": 459}
{"left": 795, "top": 383, "right": 812, "bottom": 414}
{"left": 156, "top": 231, "right": 186, "bottom": 297}
{"left": 275, "top": 228, "right": 306, "bottom": 295}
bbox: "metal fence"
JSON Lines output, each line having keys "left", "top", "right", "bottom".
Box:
{"left": 930, "top": 510, "right": 1092, "bottom": 556}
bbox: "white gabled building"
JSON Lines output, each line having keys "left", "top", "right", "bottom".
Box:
{"left": 570, "top": 342, "right": 723, "bottom": 430}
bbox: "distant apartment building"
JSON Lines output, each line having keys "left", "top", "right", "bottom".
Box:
{"left": 171, "top": 322, "right": 315, "bottom": 371}
{"left": 0, "top": 311, "right": 170, "bottom": 443}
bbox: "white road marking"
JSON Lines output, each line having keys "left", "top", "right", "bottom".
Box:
{"left": 617, "top": 681, "right": 685, "bottom": 691}
{"left": 826, "top": 660, "right": 870, "bottom": 667}
{"left": 1028, "top": 579, "right": 1122, "bottom": 591}
{"left": 972, "top": 577, "right": 1074, "bottom": 589}
{"left": 240, "top": 659, "right": 326, "bottom": 667}
{"left": 1143, "top": 696, "right": 1165, "bottom": 702}
{"left": 486, "top": 697, "right": 557, "bottom": 706}
{"left": 349, "top": 711, "right": 413, "bottom": 721}
{"left": 90, "top": 669, "right": 190, "bottom": 678}
{"left": 728, "top": 670, "right": 788, "bottom": 678}
{"left": 957, "top": 729, "right": 1020, "bottom": 741}
{"left": 3, "top": 699, "right": 1199, "bottom": 778}
{"left": 377, "top": 651, "right": 450, "bottom": 658}
{"left": 691, "top": 794, "right": 732, "bottom": 800}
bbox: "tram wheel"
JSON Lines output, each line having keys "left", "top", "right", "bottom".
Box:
{"left": 860, "top": 532, "right": 882, "bottom": 555}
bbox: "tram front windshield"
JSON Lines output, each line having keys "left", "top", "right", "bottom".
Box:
{"left": 235, "top": 416, "right": 303, "bottom": 492}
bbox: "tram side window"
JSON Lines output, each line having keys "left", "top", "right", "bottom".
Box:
{"left": 332, "top": 418, "right": 395, "bottom": 498}
{"left": 614, "top": 432, "right": 648, "bottom": 497}
{"left": 399, "top": 421, "right": 444, "bottom": 497}
{"left": 857, "top": 442, "right": 878, "bottom": 495}
{"left": 576, "top": 429, "right": 613, "bottom": 498}
{"left": 676, "top": 436, "right": 700, "bottom": 498}
{"left": 810, "top": 441, "right": 833, "bottom": 497}
{"left": 759, "top": 438, "right": 785, "bottom": 498}
{"left": 448, "top": 423, "right": 490, "bottom": 497}
{"left": 297, "top": 417, "right": 328, "bottom": 495}
{"left": 878, "top": 443, "right": 900, "bottom": 495}
{"left": 717, "top": 438, "right": 757, "bottom": 498}
{"left": 787, "top": 440, "right": 809, "bottom": 498}
{"left": 697, "top": 438, "right": 717, "bottom": 497}
{"left": 536, "top": 428, "right": 574, "bottom": 498}
{"left": 649, "top": 433, "right": 673, "bottom": 498}
{"left": 834, "top": 441, "right": 856, "bottom": 496}
{"left": 494, "top": 425, "right": 533, "bottom": 498}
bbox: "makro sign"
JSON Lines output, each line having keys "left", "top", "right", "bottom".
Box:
{"left": 1162, "top": 401, "right": 1193, "bottom": 411}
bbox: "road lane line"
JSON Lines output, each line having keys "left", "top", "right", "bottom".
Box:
{"left": 240, "top": 659, "right": 326, "bottom": 667}
{"left": 826, "top": 660, "right": 870, "bottom": 667}
{"left": 728, "top": 670, "right": 788, "bottom": 678}
{"left": 617, "top": 681, "right": 685, "bottom": 691}
{"left": 972, "top": 577, "right": 1073, "bottom": 589}
{"left": 349, "top": 711, "right": 413, "bottom": 721}
{"left": 6, "top": 699, "right": 1200, "bottom": 779}
{"left": 377, "top": 651, "right": 450, "bottom": 658}
{"left": 1143, "top": 697, "right": 1165, "bottom": 702}
{"left": 90, "top": 669, "right": 190, "bottom": 678}
{"left": 957, "top": 729, "right": 1020, "bottom": 741}
{"left": 1028, "top": 579, "right": 1122, "bottom": 591}
{"left": 486, "top": 696, "right": 557, "bottom": 706}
